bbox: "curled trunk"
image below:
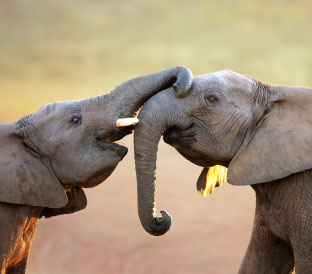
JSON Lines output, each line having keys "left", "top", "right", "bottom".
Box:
{"left": 109, "top": 66, "right": 193, "bottom": 118}
{"left": 134, "top": 89, "right": 190, "bottom": 236}
{"left": 83, "top": 66, "right": 192, "bottom": 143}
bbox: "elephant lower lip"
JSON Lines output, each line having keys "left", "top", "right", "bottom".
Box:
{"left": 96, "top": 128, "right": 133, "bottom": 143}
{"left": 163, "top": 134, "right": 175, "bottom": 145}
{"left": 163, "top": 128, "right": 178, "bottom": 145}
{"left": 164, "top": 127, "right": 196, "bottom": 147}
{"left": 117, "top": 146, "right": 128, "bottom": 159}
{"left": 97, "top": 137, "right": 115, "bottom": 143}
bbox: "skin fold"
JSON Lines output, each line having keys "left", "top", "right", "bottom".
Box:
{"left": 134, "top": 69, "right": 312, "bottom": 273}
{"left": 0, "top": 66, "right": 193, "bottom": 273}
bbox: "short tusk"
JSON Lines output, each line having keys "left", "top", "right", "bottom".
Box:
{"left": 116, "top": 117, "right": 139, "bottom": 127}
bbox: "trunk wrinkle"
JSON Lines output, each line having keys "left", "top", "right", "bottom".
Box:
{"left": 134, "top": 89, "right": 190, "bottom": 236}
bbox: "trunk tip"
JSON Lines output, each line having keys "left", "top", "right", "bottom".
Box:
{"left": 143, "top": 210, "right": 172, "bottom": 236}
{"left": 173, "top": 67, "right": 193, "bottom": 98}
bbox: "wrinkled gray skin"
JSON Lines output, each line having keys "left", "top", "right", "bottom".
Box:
{"left": 134, "top": 69, "right": 312, "bottom": 274}
{"left": 0, "top": 66, "right": 193, "bottom": 274}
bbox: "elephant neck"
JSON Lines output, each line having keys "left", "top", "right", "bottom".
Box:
{"left": 252, "top": 169, "right": 312, "bottom": 200}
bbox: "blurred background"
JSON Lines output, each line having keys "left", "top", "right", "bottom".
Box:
{"left": 1, "top": 0, "right": 311, "bottom": 273}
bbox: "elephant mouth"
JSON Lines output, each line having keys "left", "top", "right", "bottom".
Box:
{"left": 95, "top": 128, "right": 132, "bottom": 160}
{"left": 95, "top": 138, "right": 128, "bottom": 160}
{"left": 96, "top": 127, "right": 134, "bottom": 143}
{"left": 164, "top": 126, "right": 224, "bottom": 168}
{"left": 163, "top": 125, "right": 197, "bottom": 147}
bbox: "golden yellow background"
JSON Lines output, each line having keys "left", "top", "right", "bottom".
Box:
{"left": 1, "top": 0, "right": 310, "bottom": 273}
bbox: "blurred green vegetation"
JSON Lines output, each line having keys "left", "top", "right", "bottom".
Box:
{"left": 1, "top": 0, "right": 312, "bottom": 121}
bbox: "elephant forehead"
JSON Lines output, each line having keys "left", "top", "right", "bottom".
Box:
{"left": 194, "top": 69, "right": 254, "bottom": 93}
{"left": 27, "top": 101, "right": 84, "bottom": 128}
{"left": 39, "top": 100, "right": 83, "bottom": 116}
{"left": 54, "top": 100, "right": 82, "bottom": 114}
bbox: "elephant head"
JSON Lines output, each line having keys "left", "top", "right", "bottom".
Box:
{"left": 0, "top": 66, "right": 193, "bottom": 215}
{"left": 134, "top": 69, "right": 312, "bottom": 236}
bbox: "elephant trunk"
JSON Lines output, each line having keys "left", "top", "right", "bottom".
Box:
{"left": 108, "top": 66, "right": 192, "bottom": 118}
{"left": 134, "top": 89, "right": 189, "bottom": 236}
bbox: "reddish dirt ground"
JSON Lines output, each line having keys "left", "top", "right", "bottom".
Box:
{"left": 25, "top": 135, "right": 256, "bottom": 274}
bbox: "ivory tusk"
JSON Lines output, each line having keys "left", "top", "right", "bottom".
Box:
{"left": 116, "top": 117, "right": 139, "bottom": 127}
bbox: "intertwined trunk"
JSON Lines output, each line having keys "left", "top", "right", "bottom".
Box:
{"left": 109, "top": 66, "right": 192, "bottom": 118}
{"left": 134, "top": 89, "right": 190, "bottom": 236}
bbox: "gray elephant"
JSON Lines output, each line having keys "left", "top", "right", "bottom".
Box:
{"left": 0, "top": 66, "right": 193, "bottom": 274}
{"left": 134, "top": 69, "right": 312, "bottom": 274}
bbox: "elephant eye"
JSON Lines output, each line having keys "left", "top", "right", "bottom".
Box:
{"left": 205, "top": 94, "right": 219, "bottom": 105}
{"left": 69, "top": 115, "right": 82, "bottom": 126}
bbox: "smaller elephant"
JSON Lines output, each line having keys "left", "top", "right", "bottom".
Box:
{"left": 134, "top": 69, "right": 312, "bottom": 273}
{"left": 0, "top": 66, "right": 193, "bottom": 273}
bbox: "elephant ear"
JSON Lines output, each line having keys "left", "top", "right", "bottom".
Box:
{"left": 197, "top": 166, "right": 227, "bottom": 197}
{"left": 228, "top": 85, "right": 312, "bottom": 186}
{"left": 0, "top": 124, "right": 68, "bottom": 208}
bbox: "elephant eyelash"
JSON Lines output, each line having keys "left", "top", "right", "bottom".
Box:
{"left": 205, "top": 94, "right": 220, "bottom": 105}
{"left": 70, "top": 116, "right": 82, "bottom": 125}
{"left": 67, "top": 112, "right": 82, "bottom": 126}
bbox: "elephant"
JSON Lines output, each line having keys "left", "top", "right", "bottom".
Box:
{"left": 0, "top": 66, "right": 193, "bottom": 274}
{"left": 133, "top": 69, "right": 312, "bottom": 273}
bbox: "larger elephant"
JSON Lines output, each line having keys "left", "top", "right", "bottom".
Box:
{"left": 134, "top": 69, "right": 312, "bottom": 273}
{"left": 0, "top": 66, "right": 193, "bottom": 273}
